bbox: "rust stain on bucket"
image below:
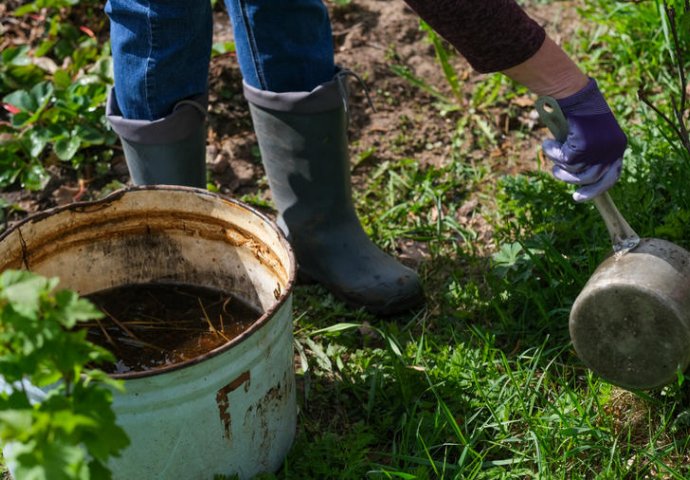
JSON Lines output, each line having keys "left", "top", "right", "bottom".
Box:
{"left": 216, "top": 371, "right": 251, "bottom": 440}
{"left": 244, "top": 369, "right": 294, "bottom": 469}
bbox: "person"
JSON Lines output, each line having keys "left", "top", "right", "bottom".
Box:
{"left": 104, "top": 0, "right": 627, "bottom": 315}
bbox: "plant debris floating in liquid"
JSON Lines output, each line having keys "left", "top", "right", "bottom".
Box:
{"left": 84, "top": 283, "right": 262, "bottom": 373}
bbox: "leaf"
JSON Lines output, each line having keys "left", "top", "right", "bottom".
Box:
{"left": 34, "top": 38, "right": 58, "bottom": 58}
{"left": 0, "top": 389, "right": 33, "bottom": 411}
{"left": 54, "top": 290, "right": 103, "bottom": 328}
{"left": 0, "top": 271, "right": 53, "bottom": 316}
{"left": 310, "top": 322, "right": 360, "bottom": 336}
{"left": 680, "top": 11, "right": 690, "bottom": 37}
{"left": 1, "top": 45, "right": 31, "bottom": 66}
{"left": 3, "top": 89, "right": 37, "bottom": 113}
{"left": 492, "top": 242, "right": 523, "bottom": 268}
{"left": 88, "top": 459, "right": 113, "bottom": 480}
{"left": 10, "top": 111, "right": 32, "bottom": 128}
{"left": 212, "top": 41, "right": 236, "bottom": 57}
{"left": 27, "top": 128, "right": 52, "bottom": 157}
{"left": 74, "top": 124, "right": 106, "bottom": 145}
{"left": 45, "top": 410, "right": 99, "bottom": 434}
{"left": 372, "top": 471, "right": 418, "bottom": 480}
{"left": 87, "top": 57, "right": 112, "bottom": 81}
{"left": 4, "top": 64, "right": 46, "bottom": 90}
{"left": 389, "top": 64, "right": 453, "bottom": 106}
{"left": 304, "top": 337, "right": 333, "bottom": 372}
{"left": 53, "top": 69, "right": 72, "bottom": 90}
{"left": 21, "top": 163, "right": 49, "bottom": 191}
{"left": 30, "top": 81, "right": 54, "bottom": 108}
{"left": 72, "top": 383, "right": 130, "bottom": 459}
{"left": 0, "top": 270, "right": 125, "bottom": 479}
{"left": 13, "top": 3, "right": 39, "bottom": 15}
{"left": 54, "top": 135, "right": 81, "bottom": 161}
{"left": 373, "top": 327, "right": 404, "bottom": 361}
{"left": 0, "top": 409, "right": 33, "bottom": 436}
{"left": 420, "top": 20, "right": 461, "bottom": 101}
{"left": 10, "top": 440, "right": 89, "bottom": 480}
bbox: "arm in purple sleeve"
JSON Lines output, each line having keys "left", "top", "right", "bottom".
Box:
{"left": 402, "top": 0, "right": 546, "bottom": 72}
{"left": 402, "top": 0, "right": 627, "bottom": 202}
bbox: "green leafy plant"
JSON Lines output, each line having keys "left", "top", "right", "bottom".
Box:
{"left": 1, "top": 0, "right": 115, "bottom": 191}
{"left": 0, "top": 270, "right": 129, "bottom": 479}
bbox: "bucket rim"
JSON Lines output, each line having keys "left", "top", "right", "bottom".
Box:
{"left": 0, "top": 185, "right": 297, "bottom": 380}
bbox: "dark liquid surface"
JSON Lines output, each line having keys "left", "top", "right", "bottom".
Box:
{"left": 84, "top": 283, "right": 262, "bottom": 374}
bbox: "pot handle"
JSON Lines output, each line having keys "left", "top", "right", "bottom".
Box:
{"left": 535, "top": 96, "right": 640, "bottom": 252}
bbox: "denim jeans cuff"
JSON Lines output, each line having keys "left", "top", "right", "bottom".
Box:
{"left": 106, "top": 89, "right": 208, "bottom": 145}
{"left": 242, "top": 76, "right": 343, "bottom": 114}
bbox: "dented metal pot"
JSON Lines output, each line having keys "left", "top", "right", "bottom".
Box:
{"left": 0, "top": 186, "right": 297, "bottom": 479}
{"left": 537, "top": 97, "right": 690, "bottom": 390}
{"left": 570, "top": 236, "right": 690, "bottom": 389}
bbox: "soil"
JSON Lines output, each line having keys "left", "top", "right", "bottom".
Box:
{"left": 85, "top": 283, "right": 261, "bottom": 373}
{"left": 0, "top": 0, "right": 582, "bottom": 260}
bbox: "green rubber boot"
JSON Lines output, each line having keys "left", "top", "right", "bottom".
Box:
{"left": 106, "top": 90, "right": 207, "bottom": 188}
{"left": 244, "top": 74, "right": 425, "bottom": 315}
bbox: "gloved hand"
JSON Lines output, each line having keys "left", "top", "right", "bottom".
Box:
{"left": 542, "top": 78, "right": 627, "bottom": 202}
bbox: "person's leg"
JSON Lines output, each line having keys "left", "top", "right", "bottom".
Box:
{"left": 106, "top": 0, "right": 212, "bottom": 120}
{"left": 225, "top": 0, "right": 424, "bottom": 314}
{"left": 223, "top": 0, "right": 335, "bottom": 92}
{"left": 105, "top": 0, "right": 212, "bottom": 186}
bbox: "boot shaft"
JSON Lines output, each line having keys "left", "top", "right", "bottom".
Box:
{"left": 107, "top": 90, "right": 208, "bottom": 188}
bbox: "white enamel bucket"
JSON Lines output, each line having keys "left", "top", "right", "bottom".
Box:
{"left": 0, "top": 186, "right": 297, "bottom": 479}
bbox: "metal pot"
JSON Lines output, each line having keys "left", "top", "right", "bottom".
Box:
{"left": 537, "top": 97, "right": 690, "bottom": 390}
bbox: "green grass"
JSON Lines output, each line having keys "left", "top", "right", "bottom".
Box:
{"left": 2, "top": 0, "right": 690, "bottom": 478}
{"left": 268, "top": 1, "right": 690, "bottom": 478}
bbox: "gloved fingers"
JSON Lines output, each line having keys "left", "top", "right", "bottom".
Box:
{"left": 552, "top": 162, "right": 607, "bottom": 185}
{"left": 542, "top": 139, "right": 588, "bottom": 173}
{"left": 571, "top": 158, "right": 623, "bottom": 203}
{"left": 542, "top": 139, "right": 567, "bottom": 164}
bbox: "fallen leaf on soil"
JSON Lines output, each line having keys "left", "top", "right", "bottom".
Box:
{"left": 398, "top": 240, "right": 430, "bottom": 266}
{"left": 33, "top": 56, "right": 58, "bottom": 73}
{"left": 207, "top": 152, "right": 229, "bottom": 174}
{"left": 53, "top": 185, "right": 81, "bottom": 206}
{"left": 512, "top": 95, "right": 535, "bottom": 108}
{"left": 17, "top": 199, "right": 36, "bottom": 213}
{"left": 79, "top": 26, "right": 96, "bottom": 39}
{"left": 457, "top": 199, "right": 478, "bottom": 218}
{"left": 2, "top": 103, "right": 20, "bottom": 115}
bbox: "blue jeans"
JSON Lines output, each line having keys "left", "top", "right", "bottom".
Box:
{"left": 105, "top": 0, "right": 336, "bottom": 120}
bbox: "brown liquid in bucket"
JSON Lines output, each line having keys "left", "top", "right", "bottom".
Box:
{"left": 84, "top": 283, "right": 262, "bottom": 373}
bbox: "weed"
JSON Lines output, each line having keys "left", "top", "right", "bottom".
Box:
{"left": 638, "top": 1, "right": 690, "bottom": 159}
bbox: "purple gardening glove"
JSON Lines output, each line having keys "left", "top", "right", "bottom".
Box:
{"left": 542, "top": 78, "right": 627, "bottom": 202}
